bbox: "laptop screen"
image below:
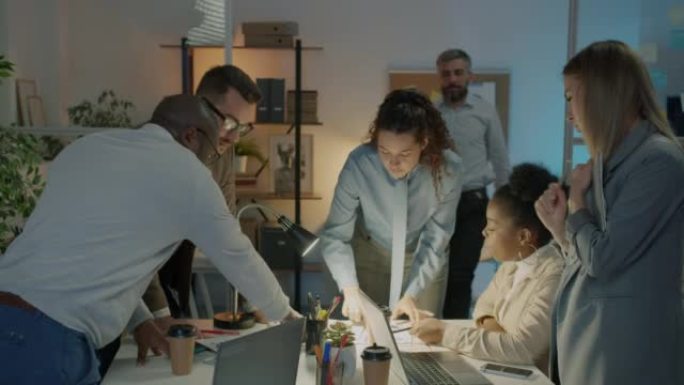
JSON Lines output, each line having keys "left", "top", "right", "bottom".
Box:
{"left": 213, "top": 318, "right": 304, "bottom": 385}
{"left": 358, "top": 291, "right": 411, "bottom": 384}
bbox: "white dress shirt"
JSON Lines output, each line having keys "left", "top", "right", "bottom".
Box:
{"left": 0, "top": 124, "right": 290, "bottom": 347}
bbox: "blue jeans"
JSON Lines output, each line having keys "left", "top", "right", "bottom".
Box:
{"left": 0, "top": 304, "right": 101, "bottom": 385}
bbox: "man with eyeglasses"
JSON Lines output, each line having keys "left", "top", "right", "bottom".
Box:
{"left": 0, "top": 94, "right": 297, "bottom": 384}
{"left": 127, "top": 65, "right": 263, "bottom": 370}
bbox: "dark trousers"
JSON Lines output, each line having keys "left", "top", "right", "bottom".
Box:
{"left": 159, "top": 240, "right": 196, "bottom": 318}
{"left": 96, "top": 337, "right": 121, "bottom": 381}
{"left": 96, "top": 240, "right": 196, "bottom": 381}
{"left": 442, "top": 188, "right": 488, "bottom": 319}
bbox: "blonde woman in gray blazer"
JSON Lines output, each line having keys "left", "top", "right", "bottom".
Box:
{"left": 414, "top": 164, "right": 563, "bottom": 372}
{"left": 536, "top": 41, "right": 684, "bottom": 385}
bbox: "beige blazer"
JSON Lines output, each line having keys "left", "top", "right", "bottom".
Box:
{"left": 442, "top": 243, "right": 563, "bottom": 371}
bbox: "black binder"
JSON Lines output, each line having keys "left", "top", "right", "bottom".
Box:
{"left": 255, "top": 78, "right": 286, "bottom": 123}
{"left": 270, "top": 79, "right": 285, "bottom": 123}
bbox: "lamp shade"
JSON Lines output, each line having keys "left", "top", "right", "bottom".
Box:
{"left": 276, "top": 215, "right": 320, "bottom": 257}
{"left": 236, "top": 203, "right": 319, "bottom": 258}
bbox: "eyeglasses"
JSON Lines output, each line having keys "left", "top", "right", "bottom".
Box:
{"left": 201, "top": 96, "right": 254, "bottom": 138}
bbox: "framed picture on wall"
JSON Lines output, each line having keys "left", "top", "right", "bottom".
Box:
{"left": 15, "top": 78, "right": 37, "bottom": 126}
{"left": 269, "top": 133, "right": 313, "bottom": 195}
{"left": 27, "top": 96, "right": 46, "bottom": 126}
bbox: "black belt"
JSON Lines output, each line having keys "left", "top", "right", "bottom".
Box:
{"left": 0, "top": 291, "right": 39, "bottom": 313}
{"left": 462, "top": 188, "right": 487, "bottom": 200}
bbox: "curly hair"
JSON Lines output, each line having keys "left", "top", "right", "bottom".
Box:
{"left": 368, "top": 89, "right": 455, "bottom": 192}
{"left": 491, "top": 163, "right": 558, "bottom": 247}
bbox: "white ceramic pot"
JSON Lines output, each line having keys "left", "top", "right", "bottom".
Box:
{"left": 329, "top": 344, "right": 356, "bottom": 378}
{"left": 235, "top": 155, "right": 248, "bottom": 173}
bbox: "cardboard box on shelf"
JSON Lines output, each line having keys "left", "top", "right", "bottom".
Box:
{"left": 242, "top": 21, "right": 299, "bottom": 36}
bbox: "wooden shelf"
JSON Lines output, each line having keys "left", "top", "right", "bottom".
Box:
{"left": 236, "top": 191, "right": 321, "bottom": 200}
{"left": 159, "top": 44, "right": 323, "bottom": 51}
{"left": 8, "top": 126, "right": 124, "bottom": 136}
{"left": 254, "top": 122, "right": 323, "bottom": 126}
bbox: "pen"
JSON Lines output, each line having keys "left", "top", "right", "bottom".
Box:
{"left": 200, "top": 329, "right": 240, "bottom": 336}
{"left": 327, "top": 296, "right": 341, "bottom": 319}
{"left": 313, "top": 344, "right": 323, "bottom": 366}
{"left": 308, "top": 292, "right": 315, "bottom": 319}
{"left": 315, "top": 295, "right": 322, "bottom": 319}
{"left": 330, "top": 334, "right": 348, "bottom": 384}
{"left": 321, "top": 340, "right": 331, "bottom": 385}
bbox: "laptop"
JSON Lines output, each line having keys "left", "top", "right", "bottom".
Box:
{"left": 213, "top": 318, "right": 305, "bottom": 385}
{"left": 359, "top": 292, "right": 491, "bottom": 385}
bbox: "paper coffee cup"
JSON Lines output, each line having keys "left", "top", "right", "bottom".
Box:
{"left": 361, "top": 344, "right": 392, "bottom": 385}
{"left": 167, "top": 324, "right": 197, "bottom": 375}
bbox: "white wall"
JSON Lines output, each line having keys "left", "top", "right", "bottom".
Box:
{"left": 571, "top": 0, "right": 643, "bottom": 166}
{"left": 0, "top": 0, "right": 69, "bottom": 125}
{"left": 231, "top": 0, "right": 569, "bottom": 230}
{"left": 577, "top": 0, "right": 642, "bottom": 50}
{"left": 2, "top": 0, "right": 571, "bottom": 231}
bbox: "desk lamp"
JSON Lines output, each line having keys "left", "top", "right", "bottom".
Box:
{"left": 213, "top": 203, "right": 319, "bottom": 329}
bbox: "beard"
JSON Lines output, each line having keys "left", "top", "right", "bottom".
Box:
{"left": 441, "top": 84, "right": 468, "bottom": 104}
{"left": 195, "top": 138, "right": 218, "bottom": 166}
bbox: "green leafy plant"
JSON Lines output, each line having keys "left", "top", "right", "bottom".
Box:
{"left": 234, "top": 138, "right": 266, "bottom": 164}
{"left": 0, "top": 55, "right": 46, "bottom": 253}
{"left": 67, "top": 90, "right": 134, "bottom": 127}
{"left": 0, "top": 127, "right": 45, "bottom": 253}
{"left": 322, "top": 322, "right": 355, "bottom": 347}
{"left": 0, "top": 55, "right": 14, "bottom": 82}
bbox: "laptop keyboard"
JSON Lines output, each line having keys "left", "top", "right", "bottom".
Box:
{"left": 401, "top": 352, "right": 461, "bottom": 385}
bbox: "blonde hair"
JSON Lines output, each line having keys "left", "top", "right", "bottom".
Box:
{"left": 563, "top": 40, "right": 677, "bottom": 159}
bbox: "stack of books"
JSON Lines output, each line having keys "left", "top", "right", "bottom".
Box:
{"left": 287, "top": 90, "right": 319, "bottom": 124}
{"left": 241, "top": 21, "right": 298, "bottom": 48}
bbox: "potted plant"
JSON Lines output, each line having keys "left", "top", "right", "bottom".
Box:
{"left": 234, "top": 138, "right": 266, "bottom": 174}
{"left": 322, "top": 321, "right": 357, "bottom": 378}
{"left": 0, "top": 55, "right": 45, "bottom": 253}
{"left": 67, "top": 90, "right": 135, "bottom": 127}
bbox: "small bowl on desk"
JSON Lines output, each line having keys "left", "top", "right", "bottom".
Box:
{"left": 213, "top": 311, "right": 256, "bottom": 330}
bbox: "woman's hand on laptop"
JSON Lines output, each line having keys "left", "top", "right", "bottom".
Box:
{"left": 411, "top": 318, "right": 446, "bottom": 345}
{"left": 391, "top": 295, "right": 433, "bottom": 324}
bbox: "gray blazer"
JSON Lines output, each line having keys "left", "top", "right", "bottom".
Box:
{"left": 549, "top": 121, "right": 684, "bottom": 385}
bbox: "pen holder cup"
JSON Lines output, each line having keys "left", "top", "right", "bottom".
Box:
{"left": 315, "top": 361, "right": 344, "bottom": 385}
{"left": 305, "top": 319, "right": 328, "bottom": 355}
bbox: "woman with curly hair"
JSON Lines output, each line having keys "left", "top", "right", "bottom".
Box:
{"left": 321, "top": 89, "right": 463, "bottom": 323}
{"left": 413, "top": 163, "right": 563, "bottom": 372}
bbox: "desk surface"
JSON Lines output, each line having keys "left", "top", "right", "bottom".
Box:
{"left": 103, "top": 320, "right": 553, "bottom": 385}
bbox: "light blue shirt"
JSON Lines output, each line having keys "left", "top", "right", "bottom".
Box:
{"left": 438, "top": 94, "right": 510, "bottom": 190}
{"left": 320, "top": 144, "right": 463, "bottom": 297}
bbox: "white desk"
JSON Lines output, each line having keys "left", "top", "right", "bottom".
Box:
{"left": 103, "top": 320, "right": 553, "bottom": 385}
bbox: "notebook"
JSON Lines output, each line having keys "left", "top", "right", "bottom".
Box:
{"left": 212, "top": 318, "right": 304, "bottom": 385}
{"left": 359, "top": 292, "right": 491, "bottom": 385}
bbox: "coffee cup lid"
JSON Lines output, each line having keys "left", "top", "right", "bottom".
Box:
{"left": 361, "top": 343, "right": 391, "bottom": 361}
{"left": 167, "top": 324, "right": 197, "bottom": 338}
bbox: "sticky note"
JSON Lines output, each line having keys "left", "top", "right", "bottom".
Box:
{"left": 668, "top": 4, "right": 684, "bottom": 27}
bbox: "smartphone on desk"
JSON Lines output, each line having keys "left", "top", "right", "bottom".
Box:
{"left": 480, "top": 363, "right": 534, "bottom": 379}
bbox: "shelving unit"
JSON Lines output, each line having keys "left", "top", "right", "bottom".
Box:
{"left": 170, "top": 37, "right": 322, "bottom": 311}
